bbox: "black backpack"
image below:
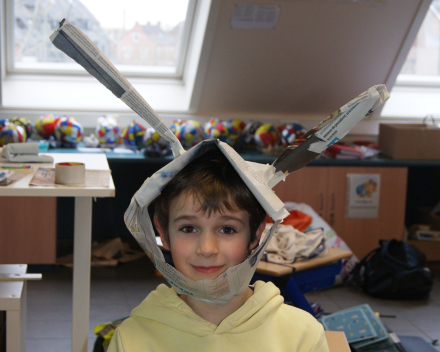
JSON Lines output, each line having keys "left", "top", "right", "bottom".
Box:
{"left": 353, "top": 239, "right": 433, "bottom": 299}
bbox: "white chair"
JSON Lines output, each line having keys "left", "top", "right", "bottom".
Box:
{"left": 0, "top": 264, "right": 41, "bottom": 352}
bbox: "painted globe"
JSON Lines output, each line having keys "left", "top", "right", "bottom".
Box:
{"left": 95, "top": 116, "right": 121, "bottom": 145}
{"left": 0, "top": 122, "right": 26, "bottom": 146}
{"left": 279, "top": 123, "right": 307, "bottom": 147}
{"left": 122, "top": 121, "right": 146, "bottom": 146}
{"left": 169, "top": 119, "right": 186, "bottom": 133}
{"left": 210, "top": 122, "right": 230, "bottom": 143}
{"left": 254, "top": 123, "right": 279, "bottom": 147}
{"left": 221, "top": 119, "right": 247, "bottom": 147}
{"left": 228, "top": 118, "right": 246, "bottom": 133}
{"left": 203, "top": 118, "right": 221, "bottom": 138}
{"left": 176, "top": 120, "right": 205, "bottom": 149}
{"left": 143, "top": 127, "right": 169, "bottom": 149}
{"left": 36, "top": 114, "right": 61, "bottom": 139}
{"left": 0, "top": 119, "right": 7, "bottom": 134}
{"left": 55, "top": 117, "right": 84, "bottom": 144}
{"left": 242, "top": 120, "right": 263, "bottom": 144}
{"left": 11, "top": 117, "right": 33, "bottom": 139}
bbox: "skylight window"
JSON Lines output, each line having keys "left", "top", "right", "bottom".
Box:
{"left": 398, "top": 0, "right": 440, "bottom": 82}
{"left": 10, "top": 0, "right": 194, "bottom": 78}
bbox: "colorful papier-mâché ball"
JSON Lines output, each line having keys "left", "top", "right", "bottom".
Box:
{"left": 36, "top": 114, "right": 62, "bottom": 139}
{"left": 210, "top": 122, "right": 230, "bottom": 143}
{"left": 95, "top": 116, "right": 121, "bottom": 145}
{"left": 11, "top": 117, "right": 33, "bottom": 139}
{"left": 204, "top": 118, "right": 221, "bottom": 138}
{"left": 55, "top": 117, "right": 84, "bottom": 144}
{"left": 144, "top": 127, "right": 169, "bottom": 149}
{"left": 169, "top": 119, "right": 187, "bottom": 136}
{"left": 221, "top": 119, "right": 247, "bottom": 147}
{"left": 278, "top": 123, "right": 307, "bottom": 147}
{"left": 228, "top": 118, "right": 247, "bottom": 133}
{"left": 243, "top": 120, "right": 263, "bottom": 144}
{"left": 254, "top": 123, "right": 279, "bottom": 147}
{"left": 0, "top": 121, "right": 26, "bottom": 146}
{"left": 176, "top": 120, "right": 205, "bottom": 149}
{"left": 122, "top": 121, "right": 146, "bottom": 146}
{"left": 0, "top": 119, "right": 7, "bottom": 134}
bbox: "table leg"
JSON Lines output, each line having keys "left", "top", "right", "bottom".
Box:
{"left": 6, "top": 310, "right": 21, "bottom": 352}
{"left": 284, "top": 278, "right": 316, "bottom": 316}
{"left": 72, "top": 197, "right": 92, "bottom": 352}
{"left": 21, "top": 280, "right": 26, "bottom": 352}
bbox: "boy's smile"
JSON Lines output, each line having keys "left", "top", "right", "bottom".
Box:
{"left": 156, "top": 193, "right": 261, "bottom": 281}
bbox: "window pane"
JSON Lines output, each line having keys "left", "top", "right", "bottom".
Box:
{"left": 400, "top": 0, "right": 440, "bottom": 76}
{"left": 13, "top": 0, "right": 191, "bottom": 74}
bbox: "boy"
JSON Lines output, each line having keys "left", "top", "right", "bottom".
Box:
{"left": 108, "top": 148, "right": 329, "bottom": 352}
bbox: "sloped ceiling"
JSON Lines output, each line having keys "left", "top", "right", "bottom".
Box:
{"left": 195, "top": 0, "right": 428, "bottom": 119}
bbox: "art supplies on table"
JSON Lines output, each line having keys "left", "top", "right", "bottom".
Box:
{"left": 0, "top": 164, "right": 34, "bottom": 186}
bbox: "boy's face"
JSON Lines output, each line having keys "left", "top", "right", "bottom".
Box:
{"left": 155, "top": 193, "right": 264, "bottom": 281}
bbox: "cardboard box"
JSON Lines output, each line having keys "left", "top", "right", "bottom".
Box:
{"left": 407, "top": 240, "right": 440, "bottom": 261}
{"left": 417, "top": 207, "right": 440, "bottom": 231}
{"left": 378, "top": 123, "right": 440, "bottom": 160}
{"left": 407, "top": 207, "right": 440, "bottom": 261}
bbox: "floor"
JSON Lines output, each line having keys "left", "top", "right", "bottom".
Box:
{"left": 23, "top": 256, "right": 440, "bottom": 352}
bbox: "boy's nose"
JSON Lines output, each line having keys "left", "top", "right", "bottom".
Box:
{"left": 196, "top": 232, "right": 219, "bottom": 256}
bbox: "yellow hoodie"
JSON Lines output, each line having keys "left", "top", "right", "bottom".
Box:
{"left": 108, "top": 281, "right": 329, "bottom": 352}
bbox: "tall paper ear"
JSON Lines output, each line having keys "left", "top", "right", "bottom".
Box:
{"left": 272, "top": 85, "right": 389, "bottom": 175}
{"left": 50, "top": 19, "right": 185, "bottom": 158}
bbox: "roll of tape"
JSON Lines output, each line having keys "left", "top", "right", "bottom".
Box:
{"left": 55, "top": 162, "right": 85, "bottom": 185}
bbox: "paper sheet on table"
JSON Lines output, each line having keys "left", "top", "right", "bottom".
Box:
{"left": 0, "top": 167, "right": 34, "bottom": 186}
{"left": 29, "top": 167, "right": 111, "bottom": 187}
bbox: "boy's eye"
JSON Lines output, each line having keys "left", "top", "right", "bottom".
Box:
{"left": 180, "top": 225, "right": 197, "bottom": 233}
{"left": 220, "top": 226, "right": 236, "bottom": 235}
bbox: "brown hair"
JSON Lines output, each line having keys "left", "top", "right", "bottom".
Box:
{"left": 153, "top": 146, "right": 266, "bottom": 247}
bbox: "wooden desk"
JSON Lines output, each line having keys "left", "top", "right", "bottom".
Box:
{"left": 0, "top": 153, "right": 115, "bottom": 352}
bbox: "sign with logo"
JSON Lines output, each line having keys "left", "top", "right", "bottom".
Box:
{"left": 346, "top": 174, "right": 381, "bottom": 218}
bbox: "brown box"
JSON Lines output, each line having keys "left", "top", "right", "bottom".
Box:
{"left": 378, "top": 123, "right": 440, "bottom": 160}
{"left": 417, "top": 207, "right": 440, "bottom": 231}
{"left": 407, "top": 240, "right": 440, "bottom": 261}
{"left": 408, "top": 207, "right": 440, "bottom": 261}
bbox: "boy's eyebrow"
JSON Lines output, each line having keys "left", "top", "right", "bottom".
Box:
{"left": 218, "top": 215, "right": 244, "bottom": 224}
{"left": 173, "top": 214, "right": 244, "bottom": 224}
{"left": 173, "top": 215, "right": 198, "bottom": 223}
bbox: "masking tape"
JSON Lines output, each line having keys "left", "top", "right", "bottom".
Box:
{"left": 55, "top": 162, "right": 85, "bottom": 185}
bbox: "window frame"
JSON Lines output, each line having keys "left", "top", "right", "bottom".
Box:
{"left": 4, "top": 0, "right": 198, "bottom": 79}
{"left": 0, "top": 0, "right": 215, "bottom": 115}
{"left": 379, "top": 1, "right": 440, "bottom": 121}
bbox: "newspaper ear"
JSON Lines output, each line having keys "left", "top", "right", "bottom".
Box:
{"left": 50, "top": 19, "right": 185, "bottom": 158}
{"left": 271, "top": 85, "right": 390, "bottom": 176}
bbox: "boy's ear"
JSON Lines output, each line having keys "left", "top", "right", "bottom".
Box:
{"left": 249, "top": 220, "right": 267, "bottom": 251}
{"left": 154, "top": 215, "right": 170, "bottom": 250}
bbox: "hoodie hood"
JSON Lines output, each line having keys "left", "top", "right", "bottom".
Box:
{"left": 130, "top": 281, "right": 283, "bottom": 336}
